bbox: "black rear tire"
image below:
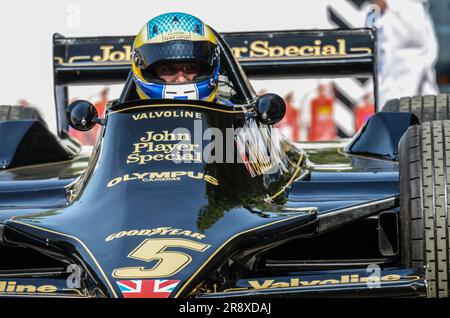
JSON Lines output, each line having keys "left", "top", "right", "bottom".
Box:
{"left": 382, "top": 94, "right": 450, "bottom": 123}
{"left": 399, "top": 120, "right": 450, "bottom": 298}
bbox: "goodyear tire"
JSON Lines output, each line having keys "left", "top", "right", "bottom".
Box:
{"left": 0, "top": 105, "right": 45, "bottom": 123}
{"left": 383, "top": 94, "right": 450, "bottom": 123}
{"left": 399, "top": 120, "right": 450, "bottom": 298}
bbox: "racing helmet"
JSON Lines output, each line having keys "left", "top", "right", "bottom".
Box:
{"left": 132, "top": 12, "right": 221, "bottom": 101}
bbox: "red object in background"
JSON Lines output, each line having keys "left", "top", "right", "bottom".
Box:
{"left": 69, "top": 87, "right": 109, "bottom": 145}
{"left": 309, "top": 84, "right": 336, "bottom": 141}
{"left": 275, "top": 93, "right": 300, "bottom": 141}
{"left": 355, "top": 94, "right": 375, "bottom": 132}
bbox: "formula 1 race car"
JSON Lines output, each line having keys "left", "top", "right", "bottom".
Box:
{"left": 0, "top": 27, "right": 449, "bottom": 298}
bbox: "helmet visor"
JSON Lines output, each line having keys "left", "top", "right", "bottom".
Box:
{"left": 136, "top": 40, "right": 215, "bottom": 72}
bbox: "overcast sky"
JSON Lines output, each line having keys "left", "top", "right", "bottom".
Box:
{"left": 0, "top": 0, "right": 370, "bottom": 131}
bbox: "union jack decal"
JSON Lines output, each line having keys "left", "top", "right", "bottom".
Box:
{"left": 117, "top": 279, "right": 180, "bottom": 298}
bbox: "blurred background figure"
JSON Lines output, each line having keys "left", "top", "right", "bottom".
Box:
{"left": 355, "top": 92, "right": 375, "bottom": 131}
{"left": 257, "top": 89, "right": 268, "bottom": 96}
{"left": 372, "top": 0, "right": 439, "bottom": 108}
{"left": 275, "top": 92, "right": 301, "bottom": 141}
{"left": 16, "top": 99, "right": 31, "bottom": 107}
{"left": 308, "top": 83, "right": 336, "bottom": 141}
{"left": 94, "top": 87, "right": 109, "bottom": 118}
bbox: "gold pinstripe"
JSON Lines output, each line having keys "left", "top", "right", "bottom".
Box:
{"left": 8, "top": 219, "right": 118, "bottom": 298}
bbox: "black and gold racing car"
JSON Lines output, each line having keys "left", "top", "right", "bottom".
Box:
{"left": 0, "top": 26, "right": 449, "bottom": 298}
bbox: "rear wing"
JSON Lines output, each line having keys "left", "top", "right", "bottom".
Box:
{"left": 53, "top": 28, "right": 377, "bottom": 135}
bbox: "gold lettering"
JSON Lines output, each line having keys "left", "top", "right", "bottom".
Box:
{"left": 126, "top": 153, "right": 141, "bottom": 164}
{"left": 6, "top": 282, "right": 16, "bottom": 292}
{"left": 284, "top": 46, "right": 299, "bottom": 57}
{"left": 231, "top": 47, "right": 249, "bottom": 58}
{"left": 152, "top": 154, "right": 164, "bottom": 161}
{"left": 107, "top": 177, "right": 123, "bottom": 188}
{"left": 271, "top": 282, "right": 290, "bottom": 288}
{"left": 105, "top": 228, "right": 206, "bottom": 242}
{"left": 341, "top": 275, "right": 350, "bottom": 284}
{"left": 94, "top": 46, "right": 114, "bottom": 62}
{"left": 322, "top": 45, "right": 337, "bottom": 56}
{"left": 178, "top": 230, "right": 192, "bottom": 237}
{"left": 249, "top": 41, "right": 269, "bottom": 58}
{"left": 337, "top": 39, "right": 346, "bottom": 55}
{"left": 106, "top": 233, "right": 117, "bottom": 241}
{"left": 116, "top": 231, "right": 127, "bottom": 239}
{"left": 313, "top": 40, "right": 322, "bottom": 56}
{"left": 138, "top": 229, "right": 153, "bottom": 236}
{"left": 148, "top": 172, "right": 171, "bottom": 179}
{"left": 158, "top": 228, "right": 173, "bottom": 235}
{"left": 248, "top": 280, "right": 274, "bottom": 289}
{"left": 299, "top": 280, "right": 320, "bottom": 286}
{"left": 37, "top": 285, "right": 58, "bottom": 293}
{"left": 350, "top": 274, "right": 359, "bottom": 283}
{"left": 133, "top": 172, "right": 149, "bottom": 179}
{"left": 299, "top": 46, "right": 314, "bottom": 56}
{"left": 318, "top": 279, "right": 340, "bottom": 285}
{"left": 140, "top": 131, "right": 190, "bottom": 142}
{"left": 268, "top": 45, "right": 284, "bottom": 57}
{"left": 92, "top": 45, "right": 131, "bottom": 62}
{"left": 171, "top": 171, "right": 187, "bottom": 178}
{"left": 204, "top": 175, "right": 219, "bottom": 186}
{"left": 0, "top": 282, "right": 57, "bottom": 294}
{"left": 123, "top": 174, "right": 138, "bottom": 182}
{"left": 381, "top": 274, "right": 401, "bottom": 282}
{"left": 109, "top": 50, "right": 125, "bottom": 62}
{"left": 15, "top": 285, "right": 36, "bottom": 293}
{"left": 190, "top": 233, "right": 206, "bottom": 240}
{"left": 360, "top": 276, "right": 380, "bottom": 283}
{"left": 405, "top": 275, "right": 420, "bottom": 281}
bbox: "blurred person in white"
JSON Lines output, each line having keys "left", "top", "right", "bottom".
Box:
{"left": 372, "top": 0, "right": 439, "bottom": 108}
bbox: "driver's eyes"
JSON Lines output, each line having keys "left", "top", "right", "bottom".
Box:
{"left": 184, "top": 64, "right": 200, "bottom": 74}
{"left": 158, "top": 66, "right": 177, "bottom": 75}
{"left": 156, "top": 64, "right": 200, "bottom": 76}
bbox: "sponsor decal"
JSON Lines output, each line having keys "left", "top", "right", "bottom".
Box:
{"left": 113, "top": 238, "right": 210, "bottom": 279}
{"left": 117, "top": 279, "right": 179, "bottom": 298}
{"left": 0, "top": 281, "right": 57, "bottom": 294}
{"left": 127, "top": 130, "right": 202, "bottom": 165}
{"left": 92, "top": 45, "right": 132, "bottom": 62}
{"left": 244, "top": 274, "right": 421, "bottom": 290}
{"left": 106, "top": 227, "right": 206, "bottom": 242}
{"left": 132, "top": 110, "right": 202, "bottom": 121}
{"left": 55, "top": 38, "right": 371, "bottom": 65}
{"left": 107, "top": 171, "right": 219, "bottom": 187}
{"left": 232, "top": 39, "right": 349, "bottom": 59}
{"left": 113, "top": 239, "right": 210, "bottom": 279}
{"left": 161, "top": 31, "right": 192, "bottom": 42}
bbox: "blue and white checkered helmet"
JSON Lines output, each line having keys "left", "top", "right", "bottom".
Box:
{"left": 132, "top": 12, "right": 221, "bottom": 102}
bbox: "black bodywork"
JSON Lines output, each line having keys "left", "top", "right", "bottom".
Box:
{"left": 0, "top": 27, "right": 426, "bottom": 298}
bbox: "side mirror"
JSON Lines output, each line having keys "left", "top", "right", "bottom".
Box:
{"left": 254, "top": 93, "right": 286, "bottom": 125}
{"left": 67, "top": 100, "right": 100, "bottom": 131}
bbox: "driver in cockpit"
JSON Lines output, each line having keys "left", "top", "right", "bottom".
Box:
{"left": 131, "top": 12, "right": 231, "bottom": 105}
